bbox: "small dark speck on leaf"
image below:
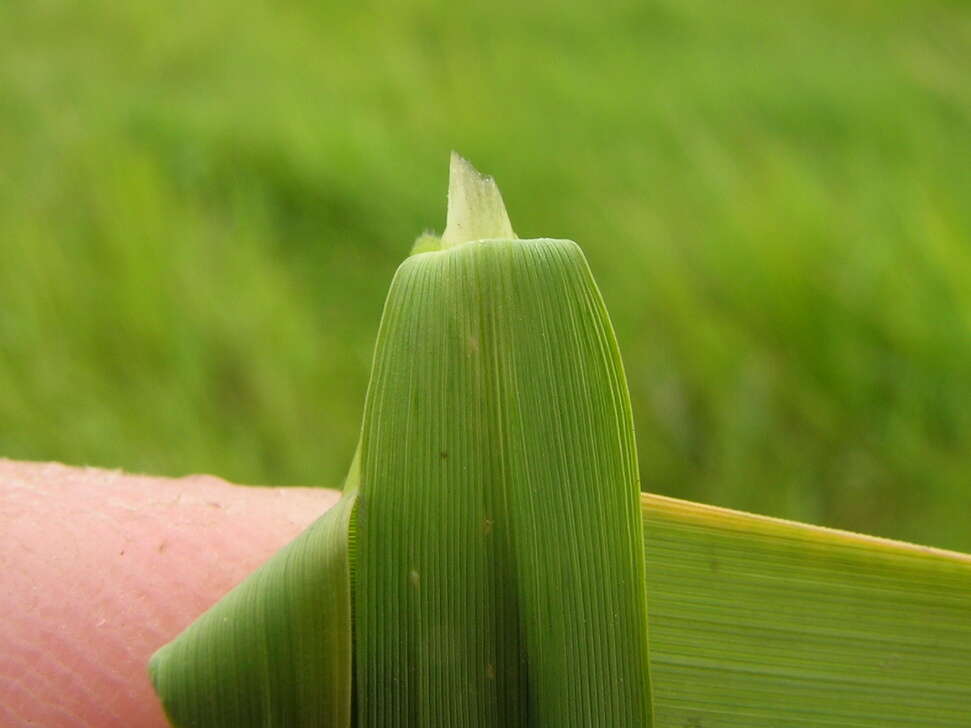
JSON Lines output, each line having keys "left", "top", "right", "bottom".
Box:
{"left": 440, "top": 451, "right": 448, "bottom": 460}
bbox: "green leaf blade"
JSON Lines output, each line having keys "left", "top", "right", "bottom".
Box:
{"left": 643, "top": 494, "right": 971, "bottom": 727}
{"left": 148, "top": 491, "right": 356, "bottom": 728}
{"left": 355, "top": 237, "right": 654, "bottom": 727}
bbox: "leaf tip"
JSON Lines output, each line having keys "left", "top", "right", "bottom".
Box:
{"left": 441, "top": 152, "right": 516, "bottom": 248}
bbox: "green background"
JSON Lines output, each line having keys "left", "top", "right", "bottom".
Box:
{"left": 2, "top": 0, "right": 969, "bottom": 550}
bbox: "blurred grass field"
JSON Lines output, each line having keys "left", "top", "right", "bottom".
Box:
{"left": 1, "top": 0, "right": 970, "bottom": 550}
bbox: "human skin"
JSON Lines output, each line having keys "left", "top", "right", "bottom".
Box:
{"left": 0, "top": 459, "right": 339, "bottom": 727}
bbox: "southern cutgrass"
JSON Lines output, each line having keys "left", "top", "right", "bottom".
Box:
{"left": 149, "top": 156, "right": 971, "bottom": 727}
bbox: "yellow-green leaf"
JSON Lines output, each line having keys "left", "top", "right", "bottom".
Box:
{"left": 643, "top": 494, "right": 971, "bottom": 727}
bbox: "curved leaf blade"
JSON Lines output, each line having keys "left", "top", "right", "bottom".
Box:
{"left": 354, "top": 236, "right": 655, "bottom": 727}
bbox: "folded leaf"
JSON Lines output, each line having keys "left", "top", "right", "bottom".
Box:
{"left": 149, "top": 487, "right": 356, "bottom": 728}
{"left": 149, "top": 155, "right": 970, "bottom": 728}
{"left": 354, "top": 153, "right": 654, "bottom": 726}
